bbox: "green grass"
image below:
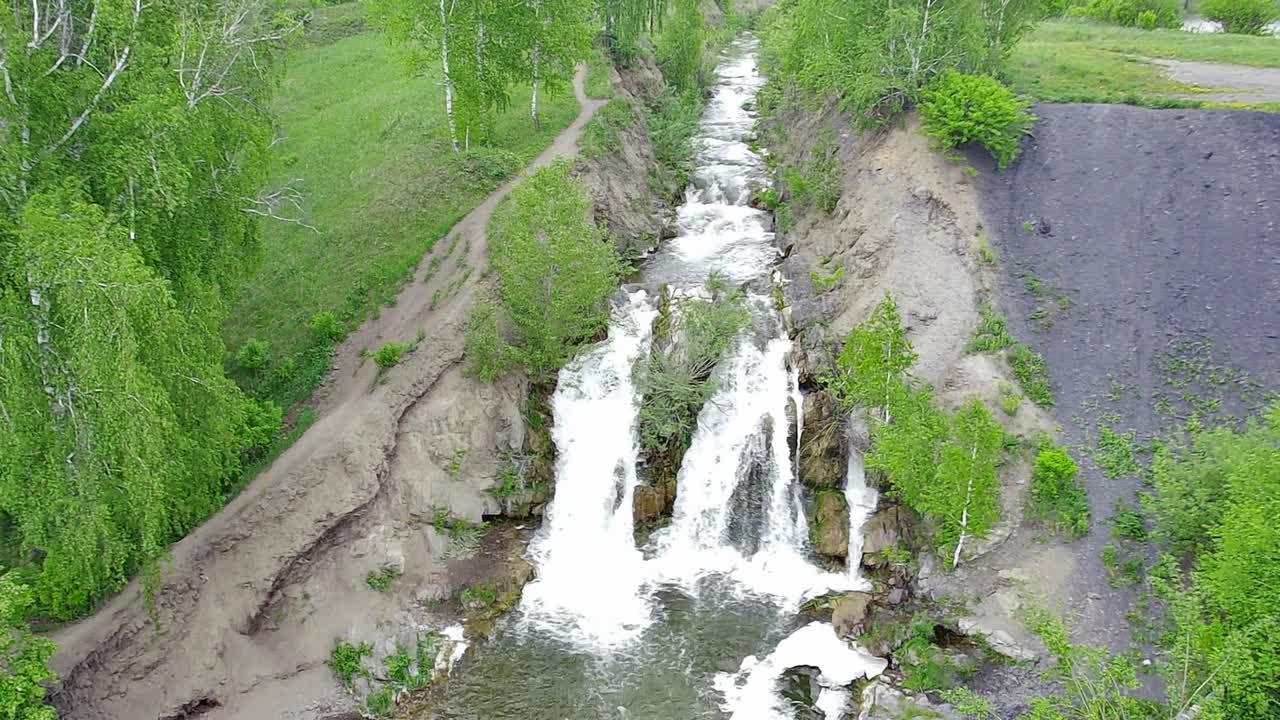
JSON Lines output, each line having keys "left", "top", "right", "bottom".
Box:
{"left": 585, "top": 46, "right": 614, "bottom": 99}
{"left": 580, "top": 98, "right": 637, "bottom": 158}
{"left": 1008, "top": 19, "right": 1280, "bottom": 109}
{"left": 225, "top": 4, "right": 579, "bottom": 382}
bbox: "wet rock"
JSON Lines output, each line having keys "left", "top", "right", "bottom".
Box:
{"left": 831, "top": 592, "right": 873, "bottom": 639}
{"left": 861, "top": 506, "right": 912, "bottom": 568}
{"left": 857, "top": 681, "right": 962, "bottom": 720}
{"left": 799, "top": 391, "right": 845, "bottom": 489}
{"left": 813, "top": 490, "right": 850, "bottom": 558}
{"left": 633, "top": 484, "right": 664, "bottom": 524}
{"left": 780, "top": 665, "right": 825, "bottom": 720}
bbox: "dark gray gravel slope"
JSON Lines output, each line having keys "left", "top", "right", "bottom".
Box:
{"left": 976, "top": 103, "right": 1280, "bottom": 646}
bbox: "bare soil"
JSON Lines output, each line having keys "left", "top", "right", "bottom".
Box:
{"left": 1152, "top": 57, "right": 1280, "bottom": 103}
{"left": 975, "top": 103, "right": 1280, "bottom": 647}
{"left": 48, "top": 70, "right": 606, "bottom": 720}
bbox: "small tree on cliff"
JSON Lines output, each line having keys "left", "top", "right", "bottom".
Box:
{"left": 930, "top": 399, "right": 1003, "bottom": 568}
{"left": 826, "top": 294, "right": 918, "bottom": 421}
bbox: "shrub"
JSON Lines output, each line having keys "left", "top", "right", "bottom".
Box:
{"left": 490, "top": 161, "right": 621, "bottom": 375}
{"left": 366, "top": 565, "right": 401, "bottom": 592}
{"left": 1007, "top": 343, "right": 1054, "bottom": 408}
{"left": 580, "top": 99, "right": 637, "bottom": 158}
{"left": 0, "top": 577, "right": 58, "bottom": 720}
{"left": 237, "top": 398, "right": 284, "bottom": 458}
{"left": 967, "top": 304, "right": 1015, "bottom": 353}
{"left": 920, "top": 72, "right": 1035, "bottom": 171}
{"left": 1072, "top": 0, "right": 1183, "bottom": 27}
{"left": 372, "top": 342, "right": 409, "bottom": 370}
{"left": 1029, "top": 445, "right": 1089, "bottom": 537}
{"left": 447, "top": 147, "right": 523, "bottom": 191}
{"left": 235, "top": 338, "right": 271, "bottom": 372}
{"left": 310, "top": 311, "right": 343, "bottom": 341}
{"left": 463, "top": 297, "right": 511, "bottom": 383}
{"left": 460, "top": 584, "right": 497, "bottom": 611}
{"left": 328, "top": 640, "right": 373, "bottom": 690}
{"left": 1201, "top": 0, "right": 1280, "bottom": 34}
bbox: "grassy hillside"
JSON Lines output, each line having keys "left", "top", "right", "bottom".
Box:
{"left": 1009, "top": 20, "right": 1280, "bottom": 107}
{"left": 224, "top": 5, "right": 578, "bottom": 383}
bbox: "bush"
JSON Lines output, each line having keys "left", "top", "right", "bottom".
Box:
{"left": 1029, "top": 445, "right": 1090, "bottom": 537}
{"left": 328, "top": 640, "right": 373, "bottom": 690}
{"left": 580, "top": 99, "right": 637, "bottom": 159}
{"left": 447, "top": 147, "right": 523, "bottom": 192}
{"left": 310, "top": 311, "right": 343, "bottom": 341}
{"left": 490, "top": 161, "right": 621, "bottom": 375}
{"left": 1008, "top": 343, "right": 1054, "bottom": 408}
{"left": 920, "top": 72, "right": 1035, "bottom": 171}
{"left": 372, "top": 342, "right": 409, "bottom": 370}
{"left": 236, "top": 338, "right": 271, "bottom": 372}
{"left": 0, "top": 577, "right": 58, "bottom": 720}
{"left": 1072, "top": 0, "right": 1183, "bottom": 27}
{"left": 1201, "top": 0, "right": 1280, "bottom": 34}
{"left": 237, "top": 398, "right": 284, "bottom": 459}
{"left": 463, "top": 297, "right": 511, "bottom": 382}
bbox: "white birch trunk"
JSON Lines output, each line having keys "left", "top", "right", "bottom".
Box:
{"left": 951, "top": 443, "right": 979, "bottom": 568}
{"left": 438, "top": 0, "right": 459, "bottom": 152}
{"left": 530, "top": 45, "right": 540, "bottom": 129}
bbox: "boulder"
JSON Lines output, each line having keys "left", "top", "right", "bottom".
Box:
{"left": 813, "top": 490, "right": 850, "bottom": 558}
{"left": 861, "top": 505, "right": 912, "bottom": 568}
{"left": 831, "top": 592, "right": 873, "bottom": 639}
{"left": 857, "top": 681, "right": 962, "bottom": 720}
{"left": 799, "top": 391, "right": 845, "bottom": 489}
{"left": 779, "top": 666, "right": 825, "bottom": 720}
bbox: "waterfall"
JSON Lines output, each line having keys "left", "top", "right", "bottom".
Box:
{"left": 517, "top": 291, "right": 658, "bottom": 647}
{"left": 844, "top": 418, "right": 880, "bottom": 585}
{"left": 502, "top": 35, "right": 886, "bottom": 720}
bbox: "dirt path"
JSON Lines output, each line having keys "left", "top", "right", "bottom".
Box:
{"left": 1152, "top": 57, "right": 1280, "bottom": 104}
{"left": 315, "top": 69, "right": 609, "bottom": 416}
{"left": 49, "top": 68, "right": 606, "bottom": 720}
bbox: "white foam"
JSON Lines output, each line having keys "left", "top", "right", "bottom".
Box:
{"left": 714, "top": 622, "right": 888, "bottom": 720}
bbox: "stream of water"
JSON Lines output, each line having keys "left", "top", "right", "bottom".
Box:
{"left": 433, "top": 37, "right": 885, "bottom": 720}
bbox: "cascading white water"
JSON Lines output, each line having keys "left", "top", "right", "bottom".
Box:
{"left": 517, "top": 291, "right": 658, "bottom": 647}
{"left": 497, "top": 35, "right": 887, "bottom": 720}
{"left": 843, "top": 419, "right": 880, "bottom": 585}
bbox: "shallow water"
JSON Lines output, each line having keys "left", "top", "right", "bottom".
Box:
{"left": 431, "top": 36, "right": 883, "bottom": 720}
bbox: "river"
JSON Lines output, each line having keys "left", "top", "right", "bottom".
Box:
{"left": 431, "top": 36, "right": 885, "bottom": 720}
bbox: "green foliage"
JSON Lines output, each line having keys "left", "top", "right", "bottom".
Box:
{"left": 464, "top": 296, "right": 512, "bottom": 382}
{"left": 461, "top": 584, "right": 498, "bottom": 610}
{"left": 647, "top": 89, "right": 705, "bottom": 192}
{"left": 1201, "top": 0, "right": 1280, "bottom": 35}
{"left": 899, "top": 619, "right": 974, "bottom": 691}
{"left": 310, "top": 312, "right": 344, "bottom": 342}
{"left": 998, "top": 383, "right": 1023, "bottom": 416}
{"left": 1108, "top": 501, "right": 1146, "bottom": 541}
{"left": 237, "top": 339, "right": 273, "bottom": 372}
{"left": 366, "top": 565, "right": 402, "bottom": 592}
{"left": 489, "top": 161, "right": 622, "bottom": 376}
{"left": 757, "top": 0, "right": 1042, "bottom": 122}
{"left": 1019, "top": 608, "right": 1158, "bottom": 719}
{"left": 866, "top": 383, "right": 951, "bottom": 509}
{"left": 1008, "top": 344, "right": 1054, "bottom": 408}
{"left": 447, "top": 147, "right": 524, "bottom": 191}
{"left": 1071, "top": 0, "right": 1183, "bottom": 27}
{"left": 930, "top": 400, "right": 1005, "bottom": 567}
{"left": 328, "top": 640, "right": 374, "bottom": 690}
{"left": 585, "top": 46, "right": 615, "bottom": 99}
{"left": 372, "top": 342, "right": 410, "bottom": 370}
{"left": 581, "top": 99, "right": 638, "bottom": 158}
{"left": 968, "top": 305, "right": 1015, "bottom": 353}
{"left": 1028, "top": 445, "right": 1090, "bottom": 538}
{"left": 825, "top": 295, "right": 918, "bottom": 412}
{"left": 635, "top": 285, "right": 751, "bottom": 456}
{"left": 0, "top": 578, "right": 57, "bottom": 720}
{"left": 656, "top": 0, "right": 707, "bottom": 94}
{"left": 808, "top": 267, "right": 846, "bottom": 292}
{"left": 782, "top": 135, "right": 842, "bottom": 212}
{"left": 1093, "top": 426, "right": 1139, "bottom": 477}
{"left": 921, "top": 72, "right": 1036, "bottom": 171}
{"left": 1148, "top": 406, "right": 1280, "bottom": 720}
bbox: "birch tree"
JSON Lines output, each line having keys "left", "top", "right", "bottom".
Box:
{"left": 0, "top": 0, "right": 289, "bottom": 621}
{"left": 519, "top": 0, "right": 593, "bottom": 128}
{"left": 828, "top": 294, "right": 918, "bottom": 421}
{"left": 930, "top": 399, "right": 1003, "bottom": 568}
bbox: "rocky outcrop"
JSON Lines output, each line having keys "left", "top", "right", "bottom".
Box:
{"left": 573, "top": 52, "right": 676, "bottom": 256}
{"left": 860, "top": 505, "right": 913, "bottom": 568}
{"left": 858, "top": 681, "right": 962, "bottom": 720}
{"left": 812, "top": 490, "right": 850, "bottom": 558}
{"left": 831, "top": 592, "right": 873, "bottom": 639}
{"left": 799, "top": 391, "right": 845, "bottom": 489}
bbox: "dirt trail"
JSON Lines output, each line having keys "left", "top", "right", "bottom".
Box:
{"left": 1152, "top": 57, "right": 1280, "bottom": 104}
{"left": 49, "top": 69, "right": 606, "bottom": 720}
